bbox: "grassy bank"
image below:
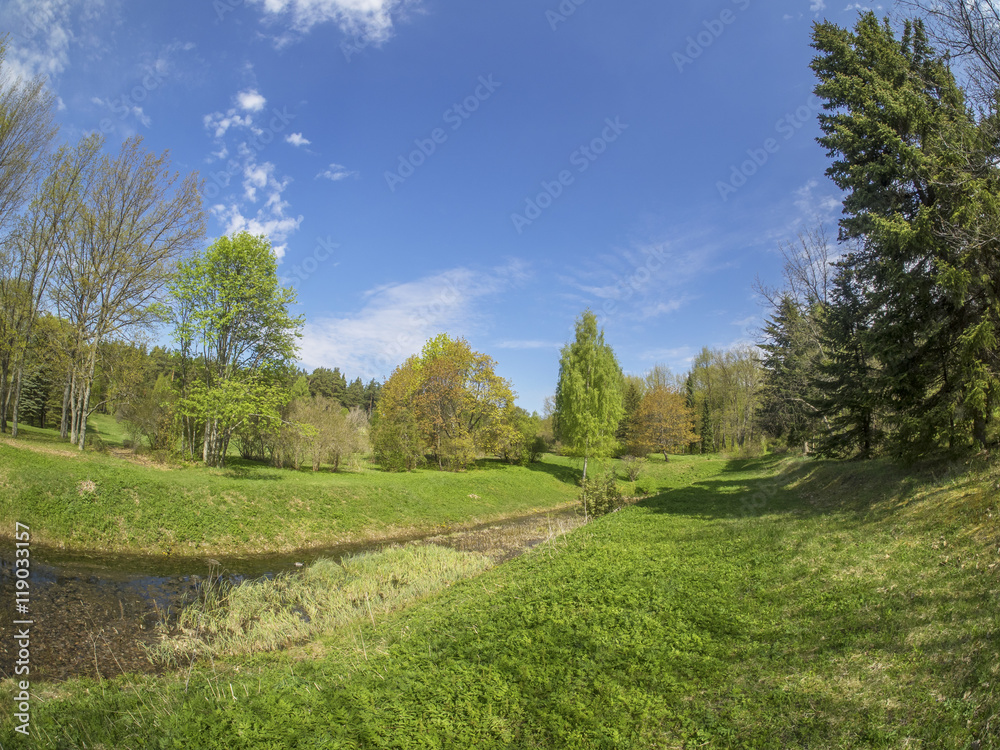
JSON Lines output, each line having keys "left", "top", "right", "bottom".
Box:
{"left": 0, "top": 423, "right": 583, "bottom": 555}
{"left": 5, "top": 453, "right": 999, "bottom": 747}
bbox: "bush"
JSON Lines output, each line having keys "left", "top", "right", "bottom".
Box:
{"left": 580, "top": 470, "right": 624, "bottom": 518}
{"left": 117, "top": 374, "right": 179, "bottom": 453}
{"left": 619, "top": 455, "right": 647, "bottom": 481}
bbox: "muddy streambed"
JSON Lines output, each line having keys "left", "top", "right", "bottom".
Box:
{"left": 0, "top": 506, "right": 581, "bottom": 682}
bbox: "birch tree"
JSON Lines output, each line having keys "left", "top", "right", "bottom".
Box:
{"left": 554, "top": 310, "right": 624, "bottom": 483}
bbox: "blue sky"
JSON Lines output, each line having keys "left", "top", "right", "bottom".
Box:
{"left": 1, "top": 0, "right": 883, "bottom": 413}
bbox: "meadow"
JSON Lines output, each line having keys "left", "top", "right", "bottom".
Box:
{"left": 3, "top": 449, "right": 999, "bottom": 748}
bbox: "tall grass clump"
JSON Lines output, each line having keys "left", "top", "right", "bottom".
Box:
{"left": 151, "top": 544, "right": 493, "bottom": 662}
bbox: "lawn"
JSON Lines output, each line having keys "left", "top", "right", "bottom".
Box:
{"left": 6, "top": 452, "right": 999, "bottom": 748}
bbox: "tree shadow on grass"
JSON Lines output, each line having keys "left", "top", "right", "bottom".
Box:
{"left": 636, "top": 454, "right": 927, "bottom": 525}
{"left": 525, "top": 456, "right": 582, "bottom": 487}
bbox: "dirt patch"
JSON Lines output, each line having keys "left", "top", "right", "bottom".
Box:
{"left": 0, "top": 436, "right": 81, "bottom": 459}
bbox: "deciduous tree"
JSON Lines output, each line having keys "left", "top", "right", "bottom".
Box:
{"left": 555, "top": 310, "right": 624, "bottom": 482}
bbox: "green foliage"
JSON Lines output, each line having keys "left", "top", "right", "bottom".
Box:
{"left": 373, "top": 335, "right": 519, "bottom": 471}
{"left": 579, "top": 468, "right": 623, "bottom": 517}
{"left": 555, "top": 310, "right": 625, "bottom": 480}
{"left": 117, "top": 373, "right": 179, "bottom": 452}
{"left": 170, "top": 231, "right": 303, "bottom": 466}
{"left": 811, "top": 13, "right": 1000, "bottom": 458}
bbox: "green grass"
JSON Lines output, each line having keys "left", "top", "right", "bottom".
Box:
{"left": 0, "top": 426, "right": 584, "bottom": 554}
{"left": 6, "top": 453, "right": 999, "bottom": 748}
{"left": 151, "top": 545, "right": 495, "bottom": 663}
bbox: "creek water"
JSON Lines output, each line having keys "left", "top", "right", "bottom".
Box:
{"left": 0, "top": 505, "right": 581, "bottom": 682}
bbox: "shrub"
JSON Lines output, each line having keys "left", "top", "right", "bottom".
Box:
{"left": 620, "top": 455, "right": 647, "bottom": 481}
{"left": 580, "top": 469, "right": 624, "bottom": 518}
{"left": 117, "top": 374, "right": 179, "bottom": 452}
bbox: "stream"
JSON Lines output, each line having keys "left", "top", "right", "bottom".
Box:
{"left": 0, "top": 506, "right": 581, "bottom": 682}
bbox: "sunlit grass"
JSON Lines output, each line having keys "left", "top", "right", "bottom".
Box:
{"left": 151, "top": 544, "right": 494, "bottom": 662}
{"left": 4, "top": 453, "right": 999, "bottom": 747}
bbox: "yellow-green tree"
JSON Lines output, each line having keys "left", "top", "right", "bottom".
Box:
{"left": 635, "top": 386, "right": 696, "bottom": 462}
{"left": 372, "top": 334, "right": 518, "bottom": 471}
{"left": 555, "top": 310, "right": 624, "bottom": 482}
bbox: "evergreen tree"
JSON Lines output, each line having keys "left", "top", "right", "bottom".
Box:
{"left": 812, "top": 12, "right": 999, "bottom": 455}
{"left": 814, "top": 261, "right": 883, "bottom": 457}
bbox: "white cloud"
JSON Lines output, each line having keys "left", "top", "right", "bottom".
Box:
{"left": 0, "top": 0, "right": 108, "bottom": 84}
{"left": 286, "top": 132, "right": 311, "bottom": 147}
{"left": 237, "top": 88, "right": 267, "bottom": 112}
{"left": 250, "top": 0, "right": 419, "bottom": 43}
{"left": 318, "top": 163, "right": 358, "bottom": 181}
{"left": 203, "top": 109, "right": 254, "bottom": 139}
{"left": 299, "top": 261, "right": 528, "bottom": 378}
{"left": 559, "top": 240, "right": 723, "bottom": 323}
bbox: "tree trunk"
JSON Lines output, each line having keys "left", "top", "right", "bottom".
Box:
{"left": 11, "top": 364, "right": 24, "bottom": 438}
{"left": 60, "top": 378, "right": 71, "bottom": 439}
{"left": 0, "top": 360, "right": 9, "bottom": 433}
{"left": 77, "top": 378, "right": 93, "bottom": 451}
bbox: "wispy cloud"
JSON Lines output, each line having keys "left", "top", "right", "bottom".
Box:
{"left": 203, "top": 86, "right": 302, "bottom": 260}
{"left": 318, "top": 163, "right": 359, "bottom": 181}
{"left": 286, "top": 132, "right": 311, "bottom": 147}
{"left": 299, "top": 261, "right": 529, "bottom": 378}
{"left": 0, "top": 0, "right": 109, "bottom": 84}
{"left": 249, "top": 0, "right": 420, "bottom": 44}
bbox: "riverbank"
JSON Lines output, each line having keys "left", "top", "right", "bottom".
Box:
{"left": 0, "top": 431, "right": 584, "bottom": 556}
{"left": 0, "top": 505, "right": 584, "bottom": 683}
{"left": 7, "top": 454, "right": 999, "bottom": 748}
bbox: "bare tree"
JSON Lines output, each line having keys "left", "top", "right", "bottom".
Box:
{"left": 899, "top": 0, "right": 1000, "bottom": 104}
{"left": 0, "top": 42, "right": 57, "bottom": 235}
{"left": 0, "top": 41, "right": 58, "bottom": 431}
{"left": 1, "top": 138, "right": 101, "bottom": 436}
{"left": 53, "top": 135, "right": 204, "bottom": 450}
